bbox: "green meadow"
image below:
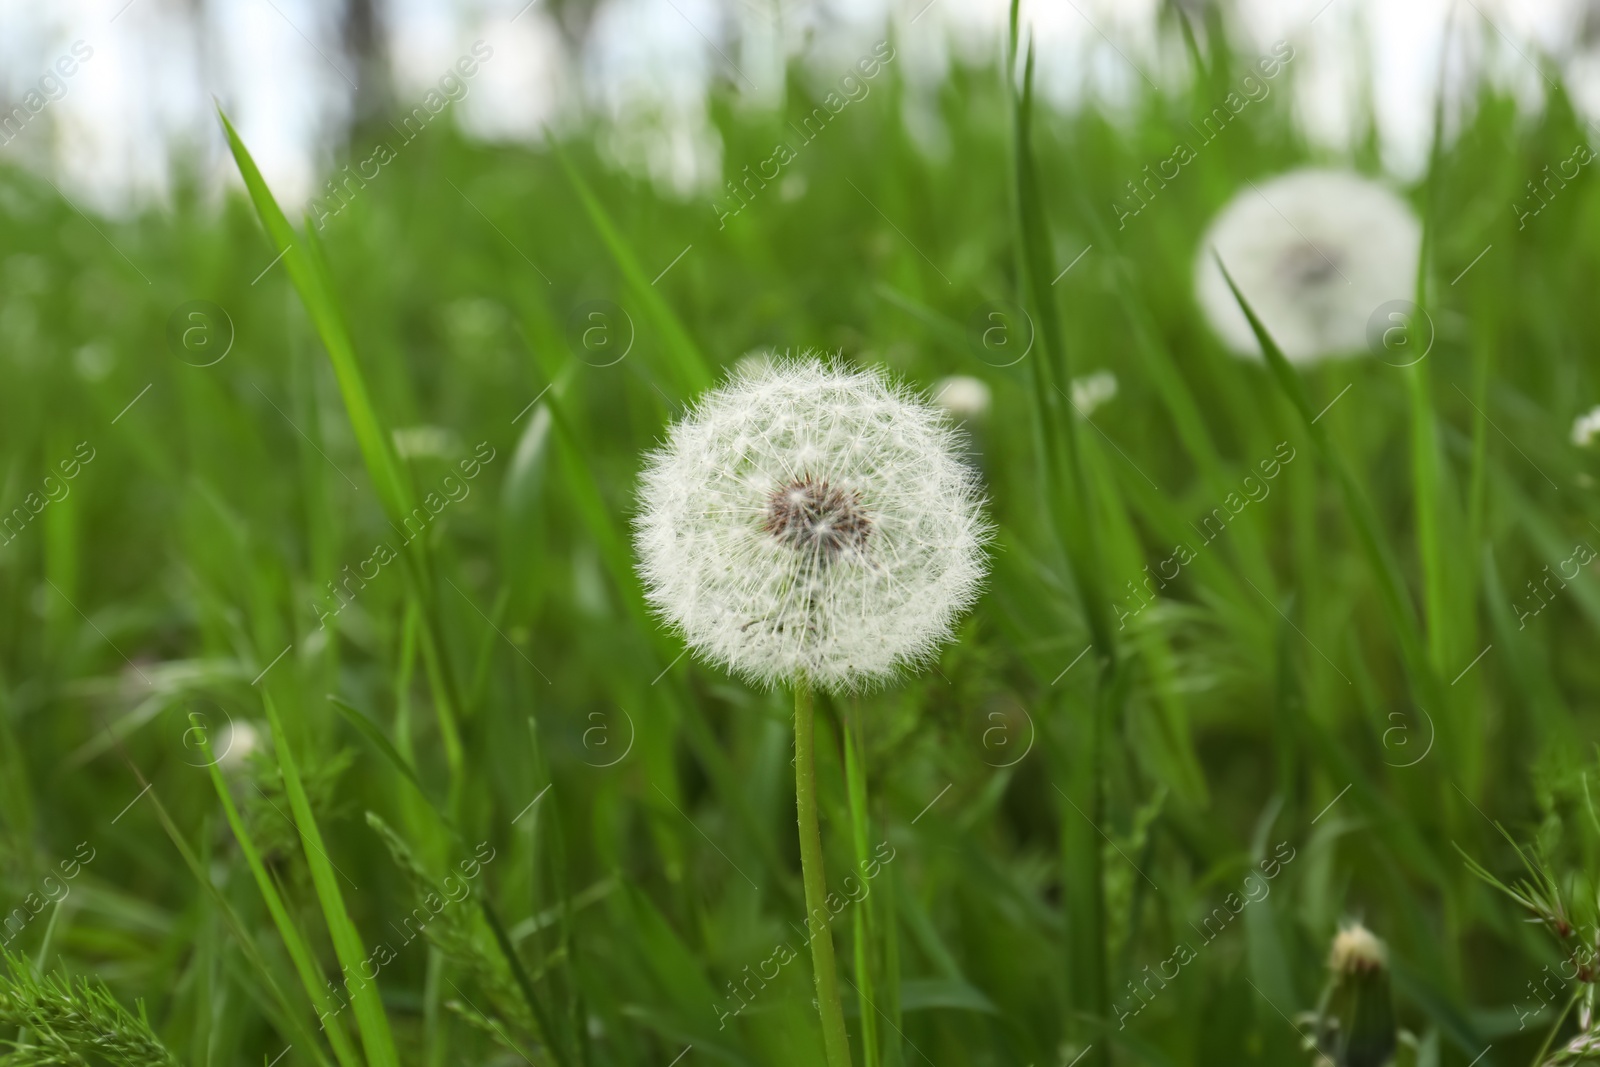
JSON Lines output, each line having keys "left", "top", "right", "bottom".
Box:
{"left": 1, "top": 4, "right": 1599, "bottom": 1064}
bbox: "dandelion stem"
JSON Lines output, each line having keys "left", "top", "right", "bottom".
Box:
{"left": 795, "top": 680, "right": 854, "bottom": 1067}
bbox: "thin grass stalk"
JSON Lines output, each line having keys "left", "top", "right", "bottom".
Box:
{"left": 199, "top": 741, "right": 365, "bottom": 1067}
{"left": 1214, "top": 259, "right": 1444, "bottom": 713}
{"left": 1008, "top": 31, "right": 1114, "bottom": 658}
{"left": 260, "top": 691, "right": 402, "bottom": 1067}
{"left": 1007, "top": 7, "right": 1118, "bottom": 1058}
{"left": 879, "top": 857, "right": 903, "bottom": 1067}
{"left": 794, "top": 680, "right": 854, "bottom": 1067}
{"left": 545, "top": 135, "right": 713, "bottom": 396}
{"left": 841, "top": 704, "right": 881, "bottom": 1067}
{"left": 1411, "top": 45, "right": 1459, "bottom": 683}
{"left": 136, "top": 766, "right": 338, "bottom": 1067}
{"left": 218, "top": 109, "right": 469, "bottom": 809}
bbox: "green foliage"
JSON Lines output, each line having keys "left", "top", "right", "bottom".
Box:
{"left": 0, "top": 949, "right": 175, "bottom": 1066}
{"left": 2, "top": 8, "right": 1600, "bottom": 1067}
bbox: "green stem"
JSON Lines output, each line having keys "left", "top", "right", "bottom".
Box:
{"left": 1528, "top": 986, "right": 1579, "bottom": 1067}
{"left": 795, "top": 680, "right": 854, "bottom": 1067}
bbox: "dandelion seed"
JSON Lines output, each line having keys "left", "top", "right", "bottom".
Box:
{"left": 633, "top": 356, "right": 990, "bottom": 692}
{"left": 1194, "top": 168, "right": 1421, "bottom": 363}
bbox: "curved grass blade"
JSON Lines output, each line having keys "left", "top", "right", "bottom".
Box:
{"left": 841, "top": 708, "right": 880, "bottom": 1067}
{"left": 547, "top": 138, "right": 713, "bottom": 396}
{"left": 1212, "top": 256, "right": 1444, "bottom": 712}
{"left": 1009, "top": 6, "right": 1117, "bottom": 1058}
{"left": 218, "top": 105, "right": 467, "bottom": 790}
{"left": 216, "top": 107, "right": 413, "bottom": 526}
{"left": 329, "top": 693, "right": 438, "bottom": 815}
{"left": 199, "top": 736, "right": 366, "bottom": 1067}
{"left": 260, "top": 692, "right": 402, "bottom": 1067}
{"left": 136, "top": 767, "right": 337, "bottom": 1067}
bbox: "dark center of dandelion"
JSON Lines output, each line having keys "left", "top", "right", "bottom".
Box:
{"left": 1280, "top": 242, "right": 1345, "bottom": 290}
{"left": 761, "top": 475, "right": 871, "bottom": 562}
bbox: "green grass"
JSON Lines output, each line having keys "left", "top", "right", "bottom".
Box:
{"left": 1, "top": 9, "right": 1599, "bottom": 1066}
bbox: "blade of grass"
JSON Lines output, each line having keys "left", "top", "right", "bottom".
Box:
{"left": 329, "top": 693, "right": 436, "bottom": 812}
{"left": 1213, "top": 257, "right": 1444, "bottom": 712}
{"left": 218, "top": 107, "right": 467, "bottom": 796}
{"left": 1009, "top": 7, "right": 1118, "bottom": 1059}
{"left": 260, "top": 691, "right": 402, "bottom": 1067}
{"left": 1411, "top": 42, "right": 1471, "bottom": 691}
{"left": 136, "top": 768, "right": 337, "bottom": 1067}
{"left": 546, "top": 138, "right": 713, "bottom": 396}
{"left": 1008, "top": 28, "right": 1114, "bottom": 659}
{"left": 841, "top": 704, "right": 880, "bottom": 1067}
{"left": 199, "top": 736, "right": 366, "bottom": 1067}
{"left": 216, "top": 107, "right": 411, "bottom": 525}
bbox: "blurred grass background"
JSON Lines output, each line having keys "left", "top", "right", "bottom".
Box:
{"left": 2, "top": 2, "right": 1600, "bottom": 1064}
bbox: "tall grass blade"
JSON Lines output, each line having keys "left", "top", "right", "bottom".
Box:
{"left": 260, "top": 692, "right": 402, "bottom": 1067}
{"left": 1212, "top": 256, "right": 1444, "bottom": 711}
{"left": 137, "top": 769, "right": 337, "bottom": 1067}
{"left": 1008, "top": 5, "right": 1117, "bottom": 1058}
{"left": 548, "top": 139, "right": 713, "bottom": 395}
{"left": 200, "top": 737, "right": 366, "bottom": 1067}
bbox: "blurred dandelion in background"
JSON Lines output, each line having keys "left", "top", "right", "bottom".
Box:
{"left": 1193, "top": 168, "right": 1421, "bottom": 362}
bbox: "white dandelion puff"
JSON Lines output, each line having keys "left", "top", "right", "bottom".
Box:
{"left": 1573, "top": 405, "right": 1600, "bottom": 447}
{"left": 1194, "top": 168, "right": 1421, "bottom": 363}
{"left": 214, "top": 719, "right": 263, "bottom": 773}
{"left": 633, "top": 357, "right": 991, "bottom": 692}
{"left": 932, "top": 375, "right": 991, "bottom": 420}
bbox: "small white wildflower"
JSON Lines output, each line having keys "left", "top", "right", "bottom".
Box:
{"left": 214, "top": 719, "right": 263, "bottom": 772}
{"left": 932, "top": 375, "right": 991, "bottom": 420}
{"left": 634, "top": 357, "right": 990, "bottom": 692}
{"left": 392, "top": 425, "right": 460, "bottom": 460}
{"left": 1573, "top": 405, "right": 1600, "bottom": 447}
{"left": 1069, "top": 370, "right": 1118, "bottom": 417}
{"left": 1194, "top": 168, "right": 1421, "bottom": 363}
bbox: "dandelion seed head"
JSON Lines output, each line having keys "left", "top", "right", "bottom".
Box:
{"left": 1194, "top": 168, "right": 1421, "bottom": 363}
{"left": 634, "top": 357, "right": 990, "bottom": 692}
{"left": 1329, "top": 923, "right": 1387, "bottom": 975}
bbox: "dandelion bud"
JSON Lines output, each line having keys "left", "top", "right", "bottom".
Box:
{"left": 1313, "top": 923, "right": 1397, "bottom": 1067}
